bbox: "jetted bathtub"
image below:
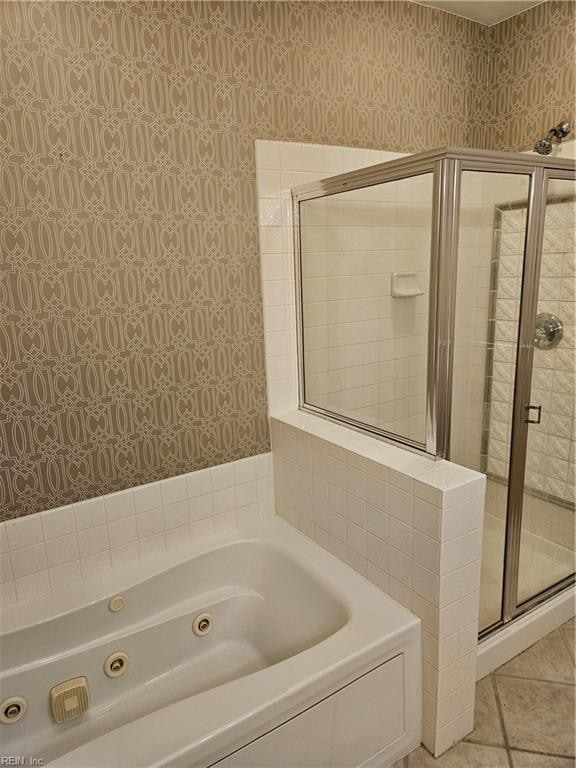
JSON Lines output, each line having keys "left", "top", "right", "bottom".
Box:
{"left": 1, "top": 517, "right": 421, "bottom": 767}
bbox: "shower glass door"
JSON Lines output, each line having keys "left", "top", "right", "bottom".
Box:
{"left": 450, "top": 169, "right": 532, "bottom": 631}
{"left": 451, "top": 164, "right": 575, "bottom": 633}
{"left": 516, "top": 175, "right": 576, "bottom": 608}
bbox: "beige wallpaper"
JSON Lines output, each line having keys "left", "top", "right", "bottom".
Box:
{"left": 0, "top": 1, "right": 490, "bottom": 519}
{"left": 0, "top": 0, "right": 573, "bottom": 519}
{"left": 486, "top": 1, "right": 576, "bottom": 151}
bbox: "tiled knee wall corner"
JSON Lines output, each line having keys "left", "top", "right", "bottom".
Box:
{"left": 0, "top": 453, "right": 274, "bottom": 605}
{"left": 270, "top": 412, "right": 485, "bottom": 757}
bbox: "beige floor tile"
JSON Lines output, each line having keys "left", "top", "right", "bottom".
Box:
{"left": 406, "top": 743, "right": 509, "bottom": 767}
{"left": 496, "top": 629, "right": 575, "bottom": 684}
{"left": 510, "top": 750, "right": 575, "bottom": 767}
{"left": 466, "top": 676, "right": 506, "bottom": 746}
{"left": 496, "top": 676, "right": 575, "bottom": 757}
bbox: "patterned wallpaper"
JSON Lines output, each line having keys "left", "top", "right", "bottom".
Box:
{"left": 486, "top": 1, "right": 576, "bottom": 151}
{"left": 0, "top": 0, "right": 573, "bottom": 519}
{"left": 0, "top": 1, "right": 490, "bottom": 519}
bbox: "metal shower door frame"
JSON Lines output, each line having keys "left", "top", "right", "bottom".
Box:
{"left": 291, "top": 149, "right": 456, "bottom": 458}
{"left": 291, "top": 148, "right": 575, "bottom": 636}
{"left": 499, "top": 166, "right": 576, "bottom": 629}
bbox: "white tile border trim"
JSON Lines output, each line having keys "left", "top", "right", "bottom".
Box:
{"left": 0, "top": 453, "right": 274, "bottom": 604}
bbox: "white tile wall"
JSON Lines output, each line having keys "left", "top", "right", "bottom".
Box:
{"left": 0, "top": 453, "right": 274, "bottom": 605}
{"left": 489, "top": 197, "right": 575, "bottom": 504}
{"left": 451, "top": 171, "right": 575, "bottom": 496}
{"left": 270, "top": 409, "right": 485, "bottom": 757}
{"left": 255, "top": 140, "right": 404, "bottom": 417}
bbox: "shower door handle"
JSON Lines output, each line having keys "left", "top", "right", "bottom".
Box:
{"left": 523, "top": 404, "right": 542, "bottom": 424}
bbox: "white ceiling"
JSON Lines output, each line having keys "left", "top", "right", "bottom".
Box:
{"left": 413, "top": 0, "right": 546, "bottom": 26}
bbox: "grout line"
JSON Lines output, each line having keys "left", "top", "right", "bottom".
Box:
{"left": 490, "top": 673, "right": 514, "bottom": 768}
{"left": 494, "top": 672, "right": 576, "bottom": 688}
{"left": 465, "top": 736, "right": 510, "bottom": 751}
{"left": 508, "top": 746, "right": 576, "bottom": 759}
{"left": 559, "top": 622, "right": 575, "bottom": 663}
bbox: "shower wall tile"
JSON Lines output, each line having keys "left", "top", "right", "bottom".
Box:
{"left": 270, "top": 410, "right": 485, "bottom": 757}
{"left": 0, "top": 452, "right": 274, "bottom": 605}
{"left": 299, "top": 178, "right": 432, "bottom": 444}
{"left": 485, "top": 196, "right": 575, "bottom": 562}
{"left": 256, "top": 141, "right": 403, "bottom": 414}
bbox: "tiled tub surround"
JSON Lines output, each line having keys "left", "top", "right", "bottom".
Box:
{"left": 271, "top": 410, "right": 486, "bottom": 757}
{"left": 0, "top": 453, "right": 274, "bottom": 604}
{"left": 2, "top": 516, "right": 421, "bottom": 768}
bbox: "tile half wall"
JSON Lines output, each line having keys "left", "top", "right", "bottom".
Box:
{"left": 272, "top": 411, "right": 485, "bottom": 757}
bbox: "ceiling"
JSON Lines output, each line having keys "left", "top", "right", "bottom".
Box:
{"left": 413, "top": 0, "right": 547, "bottom": 25}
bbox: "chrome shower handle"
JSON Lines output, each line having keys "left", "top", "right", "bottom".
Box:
{"left": 523, "top": 404, "right": 542, "bottom": 424}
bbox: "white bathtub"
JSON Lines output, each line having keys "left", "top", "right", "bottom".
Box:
{"left": 1, "top": 517, "right": 421, "bottom": 767}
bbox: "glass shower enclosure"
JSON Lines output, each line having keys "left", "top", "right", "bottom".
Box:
{"left": 291, "top": 147, "right": 575, "bottom": 636}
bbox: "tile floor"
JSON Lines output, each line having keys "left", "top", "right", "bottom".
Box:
{"left": 394, "top": 619, "right": 575, "bottom": 767}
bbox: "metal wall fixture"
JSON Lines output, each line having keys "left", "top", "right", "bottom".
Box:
{"left": 534, "top": 312, "right": 563, "bottom": 349}
{"left": 533, "top": 121, "right": 571, "bottom": 155}
{"left": 291, "top": 146, "right": 575, "bottom": 636}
